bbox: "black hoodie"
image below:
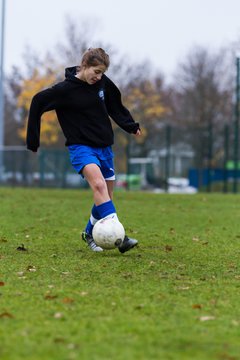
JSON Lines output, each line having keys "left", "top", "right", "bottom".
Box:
{"left": 26, "top": 66, "right": 140, "bottom": 152}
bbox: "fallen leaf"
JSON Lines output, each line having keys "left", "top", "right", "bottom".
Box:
{"left": 0, "top": 281, "right": 5, "bottom": 286}
{"left": 192, "top": 304, "right": 203, "bottom": 309}
{"left": 27, "top": 265, "right": 36, "bottom": 272}
{"left": 17, "top": 244, "right": 27, "bottom": 251}
{"left": 0, "top": 312, "right": 14, "bottom": 318}
{"left": 218, "top": 352, "right": 237, "bottom": 360}
{"left": 177, "top": 286, "right": 190, "bottom": 290}
{"left": 149, "top": 261, "right": 155, "bottom": 266}
{"left": 165, "top": 245, "right": 173, "bottom": 252}
{"left": 17, "top": 272, "right": 25, "bottom": 277}
{"left": 192, "top": 236, "right": 200, "bottom": 242}
{"left": 62, "top": 297, "right": 74, "bottom": 304}
{"left": 54, "top": 312, "right": 63, "bottom": 319}
{"left": 44, "top": 294, "right": 58, "bottom": 300}
{"left": 54, "top": 337, "right": 66, "bottom": 343}
{"left": 122, "top": 272, "right": 132, "bottom": 279}
{"left": 199, "top": 315, "right": 215, "bottom": 321}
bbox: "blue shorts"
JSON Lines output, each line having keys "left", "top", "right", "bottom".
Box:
{"left": 68, "top": 145, "right": 115, "bottom": 180}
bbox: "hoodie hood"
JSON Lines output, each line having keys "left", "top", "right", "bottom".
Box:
{"left": 65, "top": 66, "right": 79, "bottom": 81}
{"left": 64, "top": 66, "right": 108, "bottom": 89}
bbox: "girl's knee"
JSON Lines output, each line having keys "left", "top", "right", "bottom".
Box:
{"left": 92, "top": 177, "right": 107, "bottom": 194}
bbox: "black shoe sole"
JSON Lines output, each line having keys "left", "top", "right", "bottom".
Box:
{"left": 119, "top": 242, "right": 138, "bottom": 254}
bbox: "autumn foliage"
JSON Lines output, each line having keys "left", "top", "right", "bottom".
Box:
{"left": 123, "top": 79, "right": 168, "bottom": 139}
{"left": 18, "top": 69, "right": 62, "bottom": 146}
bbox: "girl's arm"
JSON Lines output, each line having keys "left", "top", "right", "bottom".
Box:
{"left": 26, "top": 87, "right": 58, "bottom": 152}
{"left": 104, "top": 77, "right": 140, "bottom": 134}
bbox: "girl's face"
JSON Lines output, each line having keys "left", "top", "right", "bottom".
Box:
{"left": 82, "top": 64, "right": 107, "bottom": 85}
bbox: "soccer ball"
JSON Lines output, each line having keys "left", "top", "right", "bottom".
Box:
{"left": 92, "top": 217, "right": 125, "bottom": 250}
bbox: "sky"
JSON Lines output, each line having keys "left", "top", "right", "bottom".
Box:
{"left": 3, "top": 0, "right": 240, "bottom": 80}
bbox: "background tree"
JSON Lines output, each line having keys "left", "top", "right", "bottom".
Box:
{"left": 4, "top": 67, "right": 23, "bottom": 146}
{"left": 168, "top": 46, "right": 233, "bottom": 168}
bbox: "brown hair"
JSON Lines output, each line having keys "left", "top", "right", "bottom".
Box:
{"left": 80, "top": 48, "right": 110, "bottom": 69}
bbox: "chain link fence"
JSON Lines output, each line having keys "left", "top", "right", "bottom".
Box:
{"left": 0, "top": 147, "right": 87, "bottom": 188}
{"left": 0, "top": 123, "right": 239, "bottom": 192}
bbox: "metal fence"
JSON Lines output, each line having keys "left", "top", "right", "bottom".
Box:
{"left": 0, "top": 147, "right": 87, "bottom": 188}
{"left": 0, "top": 123, "right": 239, "bottom": 192}
{"left": 127, "top": 122, "right": 240, "bottom": 192}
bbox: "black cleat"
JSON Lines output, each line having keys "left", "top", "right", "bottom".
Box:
{"left": 118, "top": 235, "right": 138, "bottom": 253}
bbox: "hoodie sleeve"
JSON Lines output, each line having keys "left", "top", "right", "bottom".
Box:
{"left": 26, "top": 87, "right": 59, "bottom": 152}
{"left": 104, "top": 77, "right": 140, "bottom": 134}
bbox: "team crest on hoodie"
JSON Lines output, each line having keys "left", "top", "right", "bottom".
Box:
{"left": 98, "top": 89, "right": 105, "bottom": 101}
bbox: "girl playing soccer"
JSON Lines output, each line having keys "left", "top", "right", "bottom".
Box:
{"left": 27, "top": 47, "right": 141, "bottom": 253}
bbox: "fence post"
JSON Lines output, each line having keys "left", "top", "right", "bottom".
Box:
{"left": 223, "top": 124, "right": 229, "bottom": 193}
{"left": 206, "top": 121, "right": 213, "bottom": 192}
{"left": 39, "top": 150, "right": 45, "bottom": 187}
{"left": 126, "top": 135, "right": 131, "bottom": 190}
{"left": 233, "top": 55, "right": 240, "bottom": 193}
{"left": 0, "top": 0, "right": 6, "bottom": 180}
{"left": 165, "top": 125, "right": 171, "bottom": 192}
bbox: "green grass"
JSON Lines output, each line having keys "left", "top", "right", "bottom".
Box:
{"left": 1, "top": 188, "right": 240, "bottom": 360}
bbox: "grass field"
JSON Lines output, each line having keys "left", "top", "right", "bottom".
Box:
{"left": 1, "top": 188, "right": 240, "bottom": 360}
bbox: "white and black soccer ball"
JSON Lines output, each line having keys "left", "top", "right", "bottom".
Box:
{"left": 92, "top": 217, "right": 125, "bottom": 250}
